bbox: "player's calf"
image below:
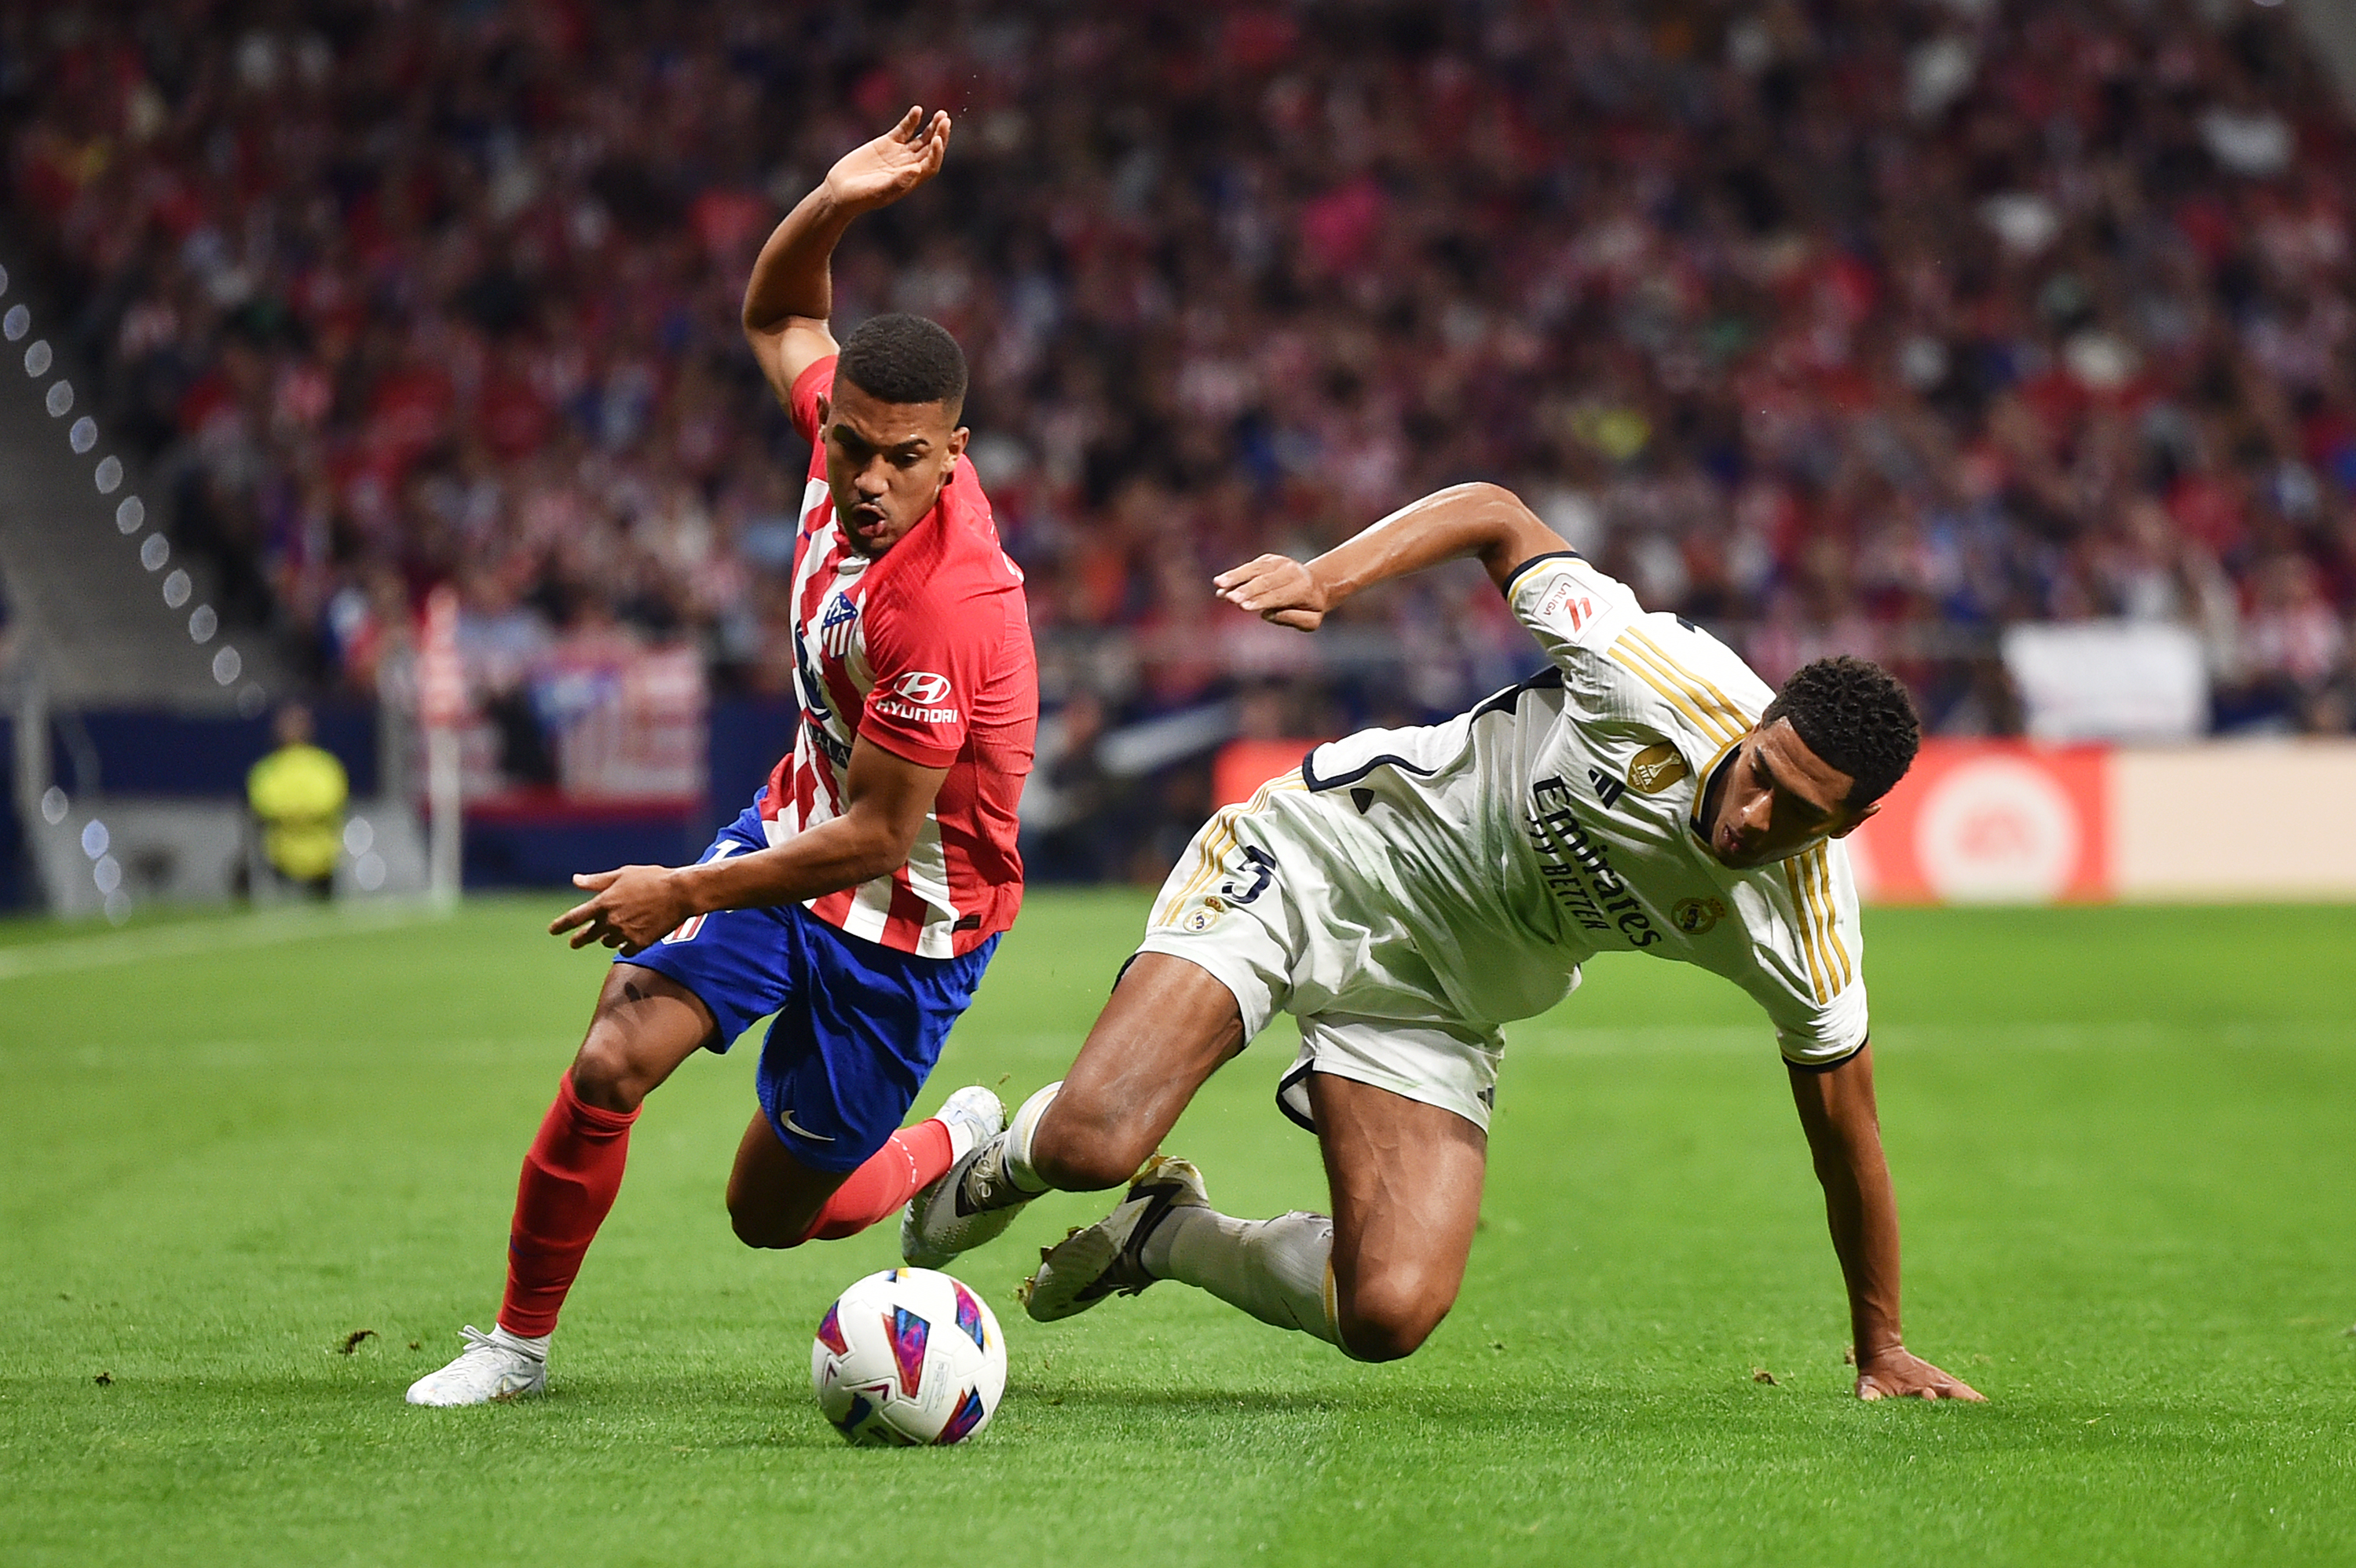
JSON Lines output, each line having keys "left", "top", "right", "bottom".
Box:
{"left": 1027, "top": 1088, "right": 1158, "bottom": 1192}
{"left": 732, "top": 1088, "right": 1004, "bottom": 1251}
{"left": 1026, "top": 952, "right": 1248, "bottom": 1192}
{"left": 1024, "top": 1171, "right": 1460, "bottom": 1363}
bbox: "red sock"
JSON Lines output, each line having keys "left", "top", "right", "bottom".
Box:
{"left": 498, "top": 1073, "right": 638, "bottom": 1337}
{"left": 799, "top": 1119, "right": 955, "bottom": 1244}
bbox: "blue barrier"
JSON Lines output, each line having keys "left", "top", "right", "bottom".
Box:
{"left": 0, "top": 715, "right": 25, "bottom": 911}
{"left": 704, "top": 694, "right": 796, "bottom": 832}
{"left": 6, "top": 694, "right": 803, "bottom": 897}
{"left": 461, "top": 797, "right": 712, "bottom": 888}
{"left": 49, "top": 706, "right": 379, "bottom": 798}
{"left": 463, "top": 695, "right": 796, "bottom": 886}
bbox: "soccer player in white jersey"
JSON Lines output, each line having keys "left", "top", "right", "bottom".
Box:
{"left": 906, "top": 480, "right": 1984, "bottom": 1402}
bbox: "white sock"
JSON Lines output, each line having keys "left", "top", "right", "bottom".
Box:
{"left": 938, "top": 1113, "right": 986, "bottom": 1164}
{"left": 488, "top": 1325, "right": 550, "bottom": 1359}
{"left": 997, "top": 1080, "right": 1063, "bottom": 1195}
{"left": 1143, "top": 1206, "right": 1341, "bottom": 1348}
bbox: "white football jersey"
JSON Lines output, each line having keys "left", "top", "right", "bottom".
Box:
{"left": 1281, "top": 551, "right": 1868, "bottom": 1065}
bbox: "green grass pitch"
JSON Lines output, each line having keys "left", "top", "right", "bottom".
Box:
{"left": 2, "top": 891, "right": 2351, "bottom": 1565}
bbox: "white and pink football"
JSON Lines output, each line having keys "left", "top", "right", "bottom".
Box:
{"left": 810, "top": 1267, "right": 1008, "bottom": 1446}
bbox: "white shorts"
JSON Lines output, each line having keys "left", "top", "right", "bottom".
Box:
{"left": 1132, "top": 770, "right": 1509, "bottom": 1134}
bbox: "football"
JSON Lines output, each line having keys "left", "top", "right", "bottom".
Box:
{"left": 810, "top": 1267, "right": 1008, "bottom": 1446}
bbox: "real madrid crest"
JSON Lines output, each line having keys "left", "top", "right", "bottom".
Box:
{"left": 1180, "top": 895, "right": 1226, "bottom": 933}
{"left": 1626, "top": 742, "right": 1691, "bottom": 795}
{"left": 1670, "top": 896, "right": 1725, "bottom": 935}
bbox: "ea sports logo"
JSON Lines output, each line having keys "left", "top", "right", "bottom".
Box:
{"left": 894, "top": 671, "right": 952, "bottom": 704}
{"left": 1915, "top": 755, "right": 2082, "bottom": 903}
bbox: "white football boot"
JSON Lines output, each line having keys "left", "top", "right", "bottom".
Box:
{"left": 902, "top": 1080, "right": 1055, "bottom": 1269}
{"left": 930, "top": 1083, "right": 1008, "bottom": 1162}
{"left": 895, "top": 1084, "right": 1005, "bottom": 1268}
{"left": 404, "top": 1325, "right": 549, "bottom": 1405}
{"left": 1019, "top": 1155, "right": 1208, "bottom": 1322}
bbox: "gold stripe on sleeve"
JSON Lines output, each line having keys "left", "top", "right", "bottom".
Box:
{"left": 1608, "top": 638, "right": 1743, "bottom": 747}
{"left": 1623, "top": 627, "right": 1758, "bottom": 741}
{"left": 1809, "top": 845, "right": 1853, "bottom": 993}
{"left": 1782, "top": 857, "right": 1830, "bottom": 1005}
{"left": 1612, "top": 637, "right": 1746, "bottom": 747}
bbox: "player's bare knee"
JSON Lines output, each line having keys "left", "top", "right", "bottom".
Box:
{"left": 1336, "top": 1277, "right": 1454, "bottom": 1362}
{"left": 730, "top": 1216, "right": 801, "bottom": 1250}
{"left": 1337, "top": 1308, "right": 1439, "bottom": 1362}
{"left": 726, "top": 1192, "right": 809, "bottom": 1251}
{"left": 571, "top": 968, "right": 708, "bottom": 1112}
{"left": 729, "top": 1212, "right": 802, "bottom": 1249}
{"left": 569, "top": 1033, "right": 645, "bottom": 1113}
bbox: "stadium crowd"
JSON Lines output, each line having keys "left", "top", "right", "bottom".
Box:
{"left": 6, "top": 1, "right": 2356, "bottom": 864}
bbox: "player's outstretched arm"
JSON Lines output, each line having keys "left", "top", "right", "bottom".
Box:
{"left": 549, "top": 738, "right": 949, "bottom": 952}
{"left": 1213, "top": 481, "right": 1567, "bottom": 630}
{"left": 1787, "top": 1045, "right": 1986, "bottom": 1402}
{"left": 742, "top": 107, "right": 953, "bottom": 408}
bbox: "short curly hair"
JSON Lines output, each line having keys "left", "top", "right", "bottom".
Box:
{"left": 1762, "top": 656, "right": 1920, "bottom": 808}
{"left": 836, "top": 313, "right": 968, "bottom": 415}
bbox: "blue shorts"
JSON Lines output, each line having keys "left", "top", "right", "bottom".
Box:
{"left": 616, "top": 803, "right": 998, "bottom": 1174}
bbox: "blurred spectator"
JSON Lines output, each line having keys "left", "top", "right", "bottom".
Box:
{"left": 1021, "top": 688, "right": 1123, "bottom": 882}
{"left": 8, "top": 0, "right": 2356, "bottom": 865}
{"left": 247, "top": 702, "right": 345, "bottom": 897}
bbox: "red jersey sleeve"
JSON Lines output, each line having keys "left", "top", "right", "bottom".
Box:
{"left": 788, "top": 356, "right": 836, "bottom": 459}
{"left": 858, "top": 580, "right": 998, "bottom": 769}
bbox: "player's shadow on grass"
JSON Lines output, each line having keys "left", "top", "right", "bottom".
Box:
{"left": 1006, "top": 1379, "right": 2024, "bottom": 1434}
{"left": 682, "top": 1385, "right": 1363, "bottom": 1450}
{"left": 1003, "top": 1382, "right": 1630, "bottom": 1427}
{"left": 1008, "top": 1383, "right": 1348, "bottom": 1416}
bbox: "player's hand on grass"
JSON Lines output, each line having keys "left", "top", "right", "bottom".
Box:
{"left": 1213, "top": 554, "right": 1328, "bottom": 630}
{"left": 550, "top": 865, "right": 693, "bottom": 953}
{"left": 1854, "top": 1347, "right": 1985, "bottom": 1402}
{"left": 824, "top": 106, "right": 952, "bottom": 214}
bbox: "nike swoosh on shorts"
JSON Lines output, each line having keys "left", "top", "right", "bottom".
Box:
{"left": 780, "top": 1109, "right": 835, "bottom": 1142}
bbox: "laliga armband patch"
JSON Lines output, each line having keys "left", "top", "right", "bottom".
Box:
{"left": 1536, "top": 576, "right": 1594, "bottom": 632}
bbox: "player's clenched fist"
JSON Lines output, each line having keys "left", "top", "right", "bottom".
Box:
{"left": 823, "top": 106, "right": 952, "bottom": 214}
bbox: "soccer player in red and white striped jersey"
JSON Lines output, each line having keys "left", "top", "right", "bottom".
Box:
{"left": 410, "top": 110, "right": 1037, "bottom": 1407}
{"left": 762, "top": 333, "right": 1030, "bottom": 959}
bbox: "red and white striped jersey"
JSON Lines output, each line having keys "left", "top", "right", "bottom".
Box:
{"left": 761, "top": 356, "right": 1036, "bottom": 958}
